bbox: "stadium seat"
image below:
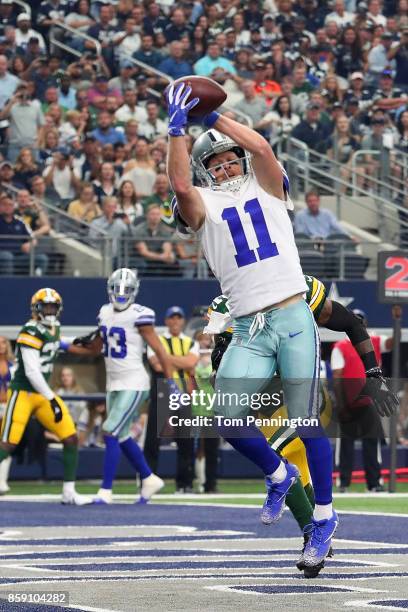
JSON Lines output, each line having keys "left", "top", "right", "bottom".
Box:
{"left": 299, "top": 250, "right": 325, "bottom": 278}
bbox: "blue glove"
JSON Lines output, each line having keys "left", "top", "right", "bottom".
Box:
{"left": 59, "top": 340, "right": 70, "bottom": 351}
{"left": 166, "top": 83, "right": 199, "bottom": 137}
{"left": 202, "top": 111, "right": 220, "bottom": 129}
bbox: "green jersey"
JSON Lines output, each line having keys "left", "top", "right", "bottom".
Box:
{"left": 10, "top": 319, "right": 61, "bottom": 393}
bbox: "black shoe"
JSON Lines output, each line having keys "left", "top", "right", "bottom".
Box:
{"left": 338, "top": 486, "right": 348, "bottom": 493}
{"left": 367, "top": 484, "right": 385, "bottom": 492}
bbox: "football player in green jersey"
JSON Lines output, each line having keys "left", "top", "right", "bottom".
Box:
{"left": 0, "top": 288, "right": 91, "bottom": 505}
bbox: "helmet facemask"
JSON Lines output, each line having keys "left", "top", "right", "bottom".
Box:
{"left": 107, "top": 268, "right": 140, "bottom": 311}
{"left": 32, "top": 301, "right": 62, "bottom": 326}
{"left": 192, "top": 131, "right": 252, "bottom": 192}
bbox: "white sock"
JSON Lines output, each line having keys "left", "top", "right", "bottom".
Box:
{"left": 313, "top": 503, "right": 333, "bottom": 521}
{"left": 268, "top": 461, "right": 287, "bottom": 483}
{"left": 63, "top": 481, "right": 75, "bottom": 496}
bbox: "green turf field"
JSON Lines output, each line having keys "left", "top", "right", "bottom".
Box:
{"left": 3, "top": 480, "right": 408, "bottom": 514}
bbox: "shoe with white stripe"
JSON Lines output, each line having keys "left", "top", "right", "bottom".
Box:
{"left": 261, "top": 462, "right": 299, "bottom": 525}
{"left": 61, "top": 491, "right": 93, "bottom": 505}
{"left": 92, "top": 488, "right": 113, "bottom": 505}
{"left": 303, "top": 511, "right": 339, "bottom": 569}
{"left": 138, "top": 473, "right": 164, "bottom": 503}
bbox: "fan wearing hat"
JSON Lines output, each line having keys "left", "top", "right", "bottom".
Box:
{"left": 372, "top": 69, "right": 407, "bottom": 111}
{"left": 343, "top": 72, "right": 373, "bottom": 110}
{"left": 253, "top": 60, "right": 282, "bottom": 105}
{"left": 367, "top": 30, "right": 396, "bottom": 82}
{"left": 15, "top": 12, "right": 46, "bottom": 52}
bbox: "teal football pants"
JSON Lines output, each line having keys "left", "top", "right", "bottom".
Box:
{"left": 104, "top": 390, "right": 149, "bottom": 439}
{"left": 215, "top": 299, "right": 320, "bottom": 420}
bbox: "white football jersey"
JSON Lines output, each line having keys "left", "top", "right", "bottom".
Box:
{"left": 196, "top": 176, "right": 307, "bottom": 318}
{"left": 97, "top": 303, "right": 155, "bottom": 391}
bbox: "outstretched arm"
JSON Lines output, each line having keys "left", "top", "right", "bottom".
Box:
{"left": 212, "top": 114, "right": 284, "bottom": 200}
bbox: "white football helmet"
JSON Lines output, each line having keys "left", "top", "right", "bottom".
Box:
{"left": 107, "top": 268, "right": 140, "bottom": 311}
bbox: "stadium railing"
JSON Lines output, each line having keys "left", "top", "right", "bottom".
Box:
{"left": 0, "top": 229, "right": 399, "bottom": 280}
{"left": 281, "top": 137, "right": 408, "bottom": 244}
{"left": 50, "top": 23, "right": 102, "bottom": 58}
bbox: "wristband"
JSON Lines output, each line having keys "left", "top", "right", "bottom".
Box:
{"left": 203, "top": 111, "right": 220, "bottom": 129}
{"left": 59, "top": 340, "right": 70, "bottom": 351}
{"left": 168, "top": 126, "right": 185, "bottom": 137}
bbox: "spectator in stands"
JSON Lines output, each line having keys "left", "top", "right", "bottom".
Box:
{"left": 133, "top": 33, "right": 163, "bottom": 69}
{"left": 396, "top": 109, "right": 408, "bottom": 152}
{"left": 29, "top": 175, "right": 53, "bottom": 206}
{"left": 15, "top": 13, "right": 46, "bottom": 53}
{"left": 327, "top": 115, "right": 362, "bottom": 188}
{"left": 367, "top": 32, "right": 396, "bottom": 84}
{"left": 158, "top": 40, "right": 193, "bottom": 79}
{"left": 335, "top": 25, "right": 364, "bottom": 79}
{"left": 75, "top": 134, "right": 99, "bottom": 182}
{"left": 88, "top": 195, "right": 132, "bottom": 261}
{"left": 138, "top": 101, "right": 168, "bottom": 141}
{"left": 142, "top": 2, "right": 168, "bottom": 38}
{"left": 92, "top": 162, "right": 118, "bottom": 205}
{"left": 235, "top": 80, "right": 269, "bottom": 126}
{"left": 0, "top": 54, "right": 19, "bottom": 136}
{"left": 67, "top": 181, "right": 101, "bottom": 223}
{"left": 108, "top": 60, "right": 136, "bottom": 94}
{"left": 140, "top": 173, "right": 173, "bottom": 228}
{"left": 115, "top": 89, "right": 147, "bottom": 125}
{"left": 388, "top": 27, "right": 408, "bottom": 89}
{"left": 66, "top": 0, "right": 95, "bottom": 43}
{"left": 16, "top": 189, "right": 50, "bottom": 240}
{"left": 294, "top": 190, "right": 350, "bottom": 238}
{"left": 164, "top": 7, "right": 191, "bottom": 43}
{"left": 194, "top": 40, "right": 236, "bottom": 77}
{"left": 54, "top": 366, "right": 86, "bottom": 426}
{"left": 122, "top": 138, "right": 157, "bottom": 198}
{"left": 113, "top": 16, "right": 141, "bottom": 58}
{"left": 86, "top": 4, "right": 117, "bottom": 69}
{"left": 344, "top": 72, "right": 373, "bottom": 110}
{"left": 361, "top": 115, "right": 391, "bottom": 187}
{"left": 0, "top": 193, "right": 47, "bottom": 275}
{"left": 255, "top": 94, "right": 300, "bottom": 147}
{"left": 38, "top": 128, "right": 60, "bottom": 165}
{"left": 0, "top": 161, "right": 17, "bottom": 190}
{"left": 77, "top": 401, "right": 106, "bottom": 447}
{"left": 87, "top": 75, "right": 121, "bottom": 111}
{"left": 117, "top": 179, "right": 143, "bottom": 224}
{"left": 132, "top": 203, "right": 175, "bottom": 276}
{"left": 57, "top": 74, "right": 77, "bottom": 112}
{"left": 252, "top": 60, "right": 282, "bottom": 105}
{"left": 13, "top": 148, "right": 41, "bottom": 190}
{"left": 367, "top": 0, "right": 387, "bottom": 26}
{"left": 43, "top": 148, "right": 81, "bottom": 209}
{"left": 373, "top": 69, "right": 408, "bottom": 111}
{"left": 0, "top": 83, "right": 45, "bottom": 163}
{"left": 92, "top": 111, "right": 126, "bottom": 147}
{"left": 291, "top": 101, "right": 332, "bottom": 152}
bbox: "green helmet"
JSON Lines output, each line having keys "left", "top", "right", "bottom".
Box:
{"left": 191, "top": 129, "right": 252, "bottom": 192}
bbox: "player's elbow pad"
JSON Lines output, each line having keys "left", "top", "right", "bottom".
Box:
{"left": 325, "top": 301, "right": 370, "bottom": 345}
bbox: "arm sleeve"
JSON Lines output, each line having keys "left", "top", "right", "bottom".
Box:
{"left": 21, "top": 347, "right": 54, "bottom": 400}
{"left": 330, "top": 346, "right": 345, "bottom": 370}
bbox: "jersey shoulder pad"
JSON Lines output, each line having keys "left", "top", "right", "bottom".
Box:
{"left": 17, "top": 320, "right": 45, "bottom": 349}
{"left": 97, "top": 303, "right": 110, "bottom": 324}
{"left": 133, "top": 303, "right": 156, "bottom": 326}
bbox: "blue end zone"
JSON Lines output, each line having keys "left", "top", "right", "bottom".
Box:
{"left": 0, "top": 502, "right": 406, "bottom": 543}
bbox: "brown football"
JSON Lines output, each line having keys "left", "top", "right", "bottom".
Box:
{"left": 166, "top": 76, "right": 227, "bottom": 117}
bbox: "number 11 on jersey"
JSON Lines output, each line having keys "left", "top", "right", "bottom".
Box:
{"left": 222, "top": 198, "right": 279, "bottom": 268}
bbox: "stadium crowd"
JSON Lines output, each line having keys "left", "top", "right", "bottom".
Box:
{"left": 0, "top": 0, "right": 407, "bottom": 276}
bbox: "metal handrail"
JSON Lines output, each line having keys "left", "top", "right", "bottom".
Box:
{"left": 49, "top": 38, "right": 82, "bottom": 59}
{"left": 2, "top": 183, "right": 107, "bottom": 237}
{"left": 350, "top": 149, "right": 406, "bottom": 199}
{"left": 14, "top": 0, "right": 31, "bottom": 16}
{"left": 52, "top": 22, "right": 102, "bottom": 57}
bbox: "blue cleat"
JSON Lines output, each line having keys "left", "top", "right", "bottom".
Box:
{"left": 302, "top": 511, "right": 339, "bottom": 571}
{"left": 261, "top": 462, "right": 299, "bottom": 525}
